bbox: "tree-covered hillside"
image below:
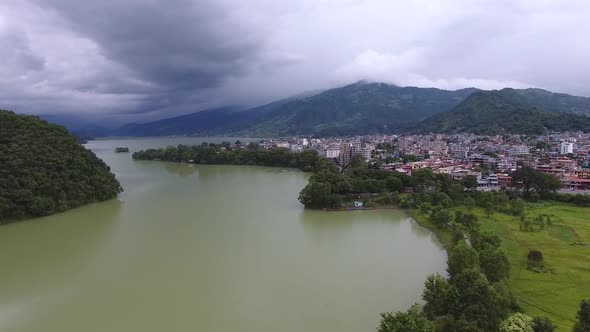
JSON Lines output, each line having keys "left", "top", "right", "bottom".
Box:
{"left": 510, "top": 88, "right": 590, "bottom": 116}
{"left": 412, "top": 90, "right": 590, "bottom": 135}
{"left": 113, "top": 82, "right": 476, "bottom": 137}
{"left": 105, "top": 83, "right": 590, "bottom": 137}
{"left": 231, "top": 82, "right": 477, "bottom": 137}
{"left": 0, "top": 110, "right": 122, "bottom": 222}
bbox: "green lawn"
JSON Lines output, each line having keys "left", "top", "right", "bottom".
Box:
{"left": 464, "top": 203, "right": 590, "bottom": 331}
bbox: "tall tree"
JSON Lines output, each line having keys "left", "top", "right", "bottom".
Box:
{"left": 422, "top": 274, "right": 450, "bottom": 319}
{"left": 447, "top": 241, "right": 480, "bottom": 278}
{"left": 573, "top": 299, "right": 590, "bottom": 332}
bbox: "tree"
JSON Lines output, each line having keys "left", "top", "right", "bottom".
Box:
{"left": 511, "top": 166, "right": 561, "bottom": 197}
{"left": 418, "top": 202, "right": 432, "bottom": 214}
{"left": 298, "top": 180, "right": 332, "bottom": 209}
{"left": 349, "top": 154, "right": 366, "bottom": 169}
{"left": 536, "top": 173, "right": 561, "bottom": 196}
{"left": 378, "top": 304, "right": 434, "bottom": 332}
{"left": 430, "top": 207, "right": 453, "bottom": 227}
{"left": 484, "top": 200, "right": 495, "bottom": 217}
{"left": 479, "top": 245, "right": 511, "bottom": 282}
{"left": 527, "top": 250, "right": 544, "bottom": 270}
{"left": 573, "top": 299, "right": 590, "bottom": 332}
{"left": 386, "top": 176, "right": 403, "bottom": 192}
{"left": 448, "top": 183, "right": 465, "bottom": 203}
{"left": 462, "top": 175, "right": 478, "bottom": 191}
{"left": 512, "top": 166, "right": 538, "bottom": 195}
{"left": 447, "top": 241, "right": 480, "bottom": 278}
{"left": 500, "top": 313, "right": 534, "bottom": 332}
{"left": 447, "top": 269, "right": 504, "bottom": 331}
{"left": 464, "top": 196, "right": 476, "bottom": 212}
{"left": 532, "top": 316, "right": 555, "bottom": 332}
{"left": 510, "top": 198, "right": 526, "bottom": 216}
{"left": 412, "top": 168, "right": 436, "bottom": 191}
{"left": 422, "top": 274, "right": 450, "bottom": 319}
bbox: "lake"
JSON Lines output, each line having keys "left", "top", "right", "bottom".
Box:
{"left": 0, "top": 137, "right": 446, "bottom": 332}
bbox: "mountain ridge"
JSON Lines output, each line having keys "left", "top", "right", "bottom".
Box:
{"left": 34, "top": 82, "right": 590, "bottom": 137}
{"left": 112, "top": 82, "right": 478, "bottom": 137}
{"left": 412, "top": 89, "right": 590, "bottom": 135}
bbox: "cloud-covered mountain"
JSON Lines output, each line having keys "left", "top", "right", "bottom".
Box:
{"left": 111, "top": 82, "right": 476, "bottom": 137}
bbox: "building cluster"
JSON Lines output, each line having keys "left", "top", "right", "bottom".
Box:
{"left": 258, "top": 132, "right": 590, "bottom": 191}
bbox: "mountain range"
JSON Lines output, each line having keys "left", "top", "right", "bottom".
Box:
{"left": 42, "top": 82, "right": 590, "bottom": 137}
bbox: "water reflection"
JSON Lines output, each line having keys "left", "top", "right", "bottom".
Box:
{"left": 164, "top": 163, "right": 200, "bottom": 178}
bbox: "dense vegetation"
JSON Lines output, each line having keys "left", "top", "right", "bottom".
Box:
{"left": 0, "top": 110, "right": 122, "bottom": 222}
{"left": 414, "top": 90, "right": 590, "bottom": 135}
{"left": 132, "top": 142, "right": 331, "bottom": 172}
{"left": 377, "top": 194, "right": 590, "bottom": 331}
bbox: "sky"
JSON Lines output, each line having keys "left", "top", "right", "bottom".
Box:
{"left": 1, "top": 0, "right": 590, "bottom": 124}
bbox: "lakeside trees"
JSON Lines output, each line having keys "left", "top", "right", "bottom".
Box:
{"left": 132, "top": 143, "right": 326, "bottom": 172}
{"left": 0, "top": 111, "right": 122, "bottom": 222}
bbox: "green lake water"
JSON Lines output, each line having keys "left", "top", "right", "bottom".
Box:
{"left": 0, "top": 137, "right": 446, "bottom": 332}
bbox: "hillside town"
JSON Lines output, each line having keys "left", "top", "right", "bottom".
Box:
{"left": 258, "top": 133, "right": 590, "bottom": 192}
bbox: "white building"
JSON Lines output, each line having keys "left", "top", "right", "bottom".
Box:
{"left": 509, "top": 145, "right": 530, "bottom": 156}
{"left": 560, "top": 142, "right": 574, "bottom": 155}
{"left": 325, "top": 148, "right": 340, "bottom": 159}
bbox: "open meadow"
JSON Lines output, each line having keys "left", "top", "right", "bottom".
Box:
{"left": 466, "top": 203, "right": 590, "bottom": 331}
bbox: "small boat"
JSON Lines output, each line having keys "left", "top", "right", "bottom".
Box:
{"left": 115, "top": 147, "right": 130, "bottom": 153}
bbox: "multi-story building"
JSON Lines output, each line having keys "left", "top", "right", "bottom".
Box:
{"left": 339, "top": 143, "right": 352, "bottom": 166}
{"left": 325, "top": 148, "right": 340, "bottom": 159}
{"left": 560, "top": 141, "right": 574, "bottom": 155}
{"left": 509, "top": 145, "right": 530, "bottom": 156}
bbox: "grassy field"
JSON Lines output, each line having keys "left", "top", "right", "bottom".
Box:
{"left": 456, "top": 203, "right": 590, "bottom": 331}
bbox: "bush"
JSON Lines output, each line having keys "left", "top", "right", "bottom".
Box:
{"left": 527, "top": 250, "right": 544, "bottom": 271}
{"left": 500, "top": 313, "right": 534, "bottom": 332}
{"left": 532, "top": 316, "right": 555, "bottom": 332}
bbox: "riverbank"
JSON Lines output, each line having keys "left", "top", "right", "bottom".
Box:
{"left": 410, "top": 210, "right": 456, "bottom": 249}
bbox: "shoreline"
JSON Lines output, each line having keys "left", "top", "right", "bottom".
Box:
{"left": 316, "top": 204, "right": 455, "bottom": 250}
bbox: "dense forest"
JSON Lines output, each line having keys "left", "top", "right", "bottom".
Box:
{"left": 132, "top": 142, "right": 330, "bottom": 172}
{"left": 0, "top": 110, "right": 122, "bottom": 222}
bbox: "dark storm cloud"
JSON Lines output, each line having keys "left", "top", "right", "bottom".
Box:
{"left": 1, "top": 0, "right": 590, "bottom": 122}
{"left": 35, "top": 0, "right": 262, "bottom": 93}
{"left": 0, "top": 30, "right": 45, "bottom": 73}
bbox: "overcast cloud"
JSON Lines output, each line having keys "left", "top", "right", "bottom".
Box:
{"left": 1, "top": 0, "right": 589, "bottom": 123}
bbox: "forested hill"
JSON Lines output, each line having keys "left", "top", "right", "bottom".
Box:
{"left": 411, "top": 89, "right": 590, "bottom": 135}
{"left": 112, "top": 82, "right": 477, "bottom": 137}
{"left": 0, "top": 110, "right": 122, "bottom": 222}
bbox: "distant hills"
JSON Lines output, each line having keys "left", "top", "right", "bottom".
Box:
{"left": 38, "top": 114, "right": 111, "bottom": 138}
{"left": 112, "top": 82, "right": 476, "bottom": 137}
{"left": 37, "top": 82, "right": 590, "bottom": 137}
{"left": 413, "top": 89, "right": 590, "bottom": 135}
